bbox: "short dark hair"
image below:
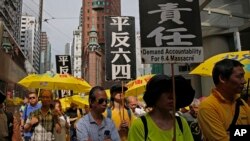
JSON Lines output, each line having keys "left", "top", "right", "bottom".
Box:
{"left": 212, "top": 59, "right": 244, "bottom": 85}
{"left": 88, "top": 86, "right": 105, "bottom": 108}
{"left": 40, "top": 89, "right": 53, "bottom": 99}
{"left": 28, "top": 90, "right": 37, "bottom": 96}
{"left": 143, "top": 75, "right": 195, "bottom": 109}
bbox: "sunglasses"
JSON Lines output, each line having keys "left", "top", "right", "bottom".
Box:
{"left": 29, "top": 97, "right": 36, "bottom": 99}
{"left": 96, "top": 98, "right": 108, "bottom": 104}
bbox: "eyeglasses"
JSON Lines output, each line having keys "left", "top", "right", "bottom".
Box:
{"left": 29, "top": 97, "right": 36, "bottom": 99}
{"left": 96, "top": 98, "right": 108, "bottom": 104}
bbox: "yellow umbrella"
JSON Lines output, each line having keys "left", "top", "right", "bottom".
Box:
{"left": 5, "top": 98, "right": 15, "bottom": 106}
{"left": 70, "top": 95, "right": 89, "bottom": 106}
{"left": 105, "top": 89, "right": 111, "bottom": 98}
{"left": 18, "top": 73, "right": 91, "bottom": 92}
{"left": 59, "top": 97, "right": 71, "bottom": 111}
{"left": 190, "top": 51, "right": 250, "bottom": 79}
{"left": 125, "top": 74, "right": 155, "bottom": 96}
{"left": 13, "top": 97, "right": 24, "bottom": 105}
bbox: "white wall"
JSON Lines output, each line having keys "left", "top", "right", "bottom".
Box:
{"left": 197, "top": 35, "right": 230, "bottom": 97}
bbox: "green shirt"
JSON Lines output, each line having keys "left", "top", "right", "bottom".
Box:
{"left": 128, "top": 113, "right": 194, "bottom": 141}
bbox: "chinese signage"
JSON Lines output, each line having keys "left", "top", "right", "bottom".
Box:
{"left": 55, "top": 55, "right": 72, "bottom": 74}
{"left": 105, "top": 16, "right": 136, "bottom": 80}
{"left": 55, "top": 55, "right": 72, "bottom": 98}
{"left": 139, "top": 0, "right": 203, "bottom": 63}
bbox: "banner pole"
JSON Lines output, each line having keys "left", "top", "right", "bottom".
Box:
{"left": 171, "top": 63, "right": 176, "bottom": 141}
{"left": 122, "top": 81, "right": 125, "bottom": 120}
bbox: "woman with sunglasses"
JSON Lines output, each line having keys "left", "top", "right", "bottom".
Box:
{"left": 76, "top": 86, "right": 120, "bottom": 141}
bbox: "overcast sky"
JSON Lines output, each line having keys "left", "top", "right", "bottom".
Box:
{"left": 40, "top": 0, "right": 139, "bottom": 70}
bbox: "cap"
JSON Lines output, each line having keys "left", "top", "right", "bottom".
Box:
{"left": 0, "top": 90, "right": 6, "bottom": 104}
{"left": 110, "top": 84, "right": 128, "bottom": 95}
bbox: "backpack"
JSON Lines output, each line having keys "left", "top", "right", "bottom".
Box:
{"left": 4, "top": 111, "right": 13, "bottom": 139}
{"left": 227, "top": 98, "right": 244, "bottom": 131}
{"left": 140, "top": 115, "right": 183, "bottom": 141}
{"left": 107, "top": 107, "right": 132, "bottom": 121}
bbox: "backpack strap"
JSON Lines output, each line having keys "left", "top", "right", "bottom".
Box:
{"left": 127, "top": 108, "right": 132, "bottom": 121}
{"left": 227, "top": 98, "right": 243, "bottom": 131}
{"left": 176, "top": 116, "right": 183, "bottom": 133}
{"left": 107, "top": 107, "right": 131, "bottom": 121}
{"left": 140, "top": 115, "right": 183, "bottom": 140}
{"left": 140, "top": 116, "right": 148, "bottom": 141}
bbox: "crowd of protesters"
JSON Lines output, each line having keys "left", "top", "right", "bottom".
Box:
{"left": 0, "top": 58, "right": 250, "bottom": 141}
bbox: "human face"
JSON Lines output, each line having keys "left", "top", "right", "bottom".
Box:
{"left": 41, "top": 90, "right": 53, "bottom": 107}
{"left": 155, "top": 91, "right": 174, "bottom": 111}
{"left": 128, "top": 98, "right": 138, "bottom": 111}
{"left": 28, "top": 93, "right": 38, "bottom": 105}
{"left": 54, "top": 102, "right": 62, "bottom": 113}
{"left": 224, "top": 66, "right": 246, "bottom": 95}
{"left": 190, "top": 105, "right": 199, "bottom": 118}
{"left": 92, "top": 90, "right": 108, "bottom": 113}
{"left": 113, "top": 91, "right": 125, "bottom": 102}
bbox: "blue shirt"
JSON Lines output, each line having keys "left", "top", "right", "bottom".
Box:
{"left": 22, "top": 103, "right": 42, "bottom": 137}
{"left": 76, "top": 113, "right": 120, "bottom": 141}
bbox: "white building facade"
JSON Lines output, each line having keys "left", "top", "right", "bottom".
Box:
{"left": 135, "top": 32, "right": 152, "bottom": 77}
{"left": 71, "top": 27, "right": 82, "bottom": 78}
{"left": 20, "top": 15, "right": 40, "bottom": 73}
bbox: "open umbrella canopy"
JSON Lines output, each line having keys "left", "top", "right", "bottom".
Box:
{"left": 59, "top": 97, "right": 71, "bottom": 111}
{"left": 105, "top": 89, "right": 111, "bottom": 98}
{"left": 70, "top": 95, "right": 89, "bottom": 106}
{"left": 18, "top": 73, "right": 91, "bottom": 92}
{"left": 125, "top": 74, "right": 155, "bottom": 96}
{"left": 189, "top": 51, "right": 250, "bottom": 79}
{"left": 5, "top": 97, "right": 23, "bottom": 106}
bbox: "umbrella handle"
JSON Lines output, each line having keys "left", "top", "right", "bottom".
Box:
{"left": 38, "top": 88, "right": 41, "bottom": 98}
{"left": 122, "top": 81, "right": 125, "bottom": 121}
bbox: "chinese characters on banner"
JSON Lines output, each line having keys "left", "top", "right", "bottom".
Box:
{"left": 139, "top": 0, "right": 204, "bottom": 63}
{"left": 55, "top": 55, "right": 72, "bottom": 98}
{"left": 105, "top": 16, "right": 136, "bottom": 80}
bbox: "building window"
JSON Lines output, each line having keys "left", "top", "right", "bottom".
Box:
{"left": 106, "top": 9, "right": 110, "bottom": 13}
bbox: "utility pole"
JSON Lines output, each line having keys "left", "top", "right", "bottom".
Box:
{"left": 39, "top": 0, "right": 43, "bottom": 73}
{"left": 39, "top": 0, "right": 43, "bottom": 31}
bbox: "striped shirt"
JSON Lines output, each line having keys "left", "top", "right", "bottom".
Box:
{"left": 76, "top": 113, "right": 120, "bottom": 141}
{"left": 26, "top": 108, "right": 55, "bottom": 141}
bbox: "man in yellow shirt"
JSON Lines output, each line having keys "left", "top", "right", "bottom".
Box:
{"left": 198, "top": 59, "right": 250, "bottom": 141}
